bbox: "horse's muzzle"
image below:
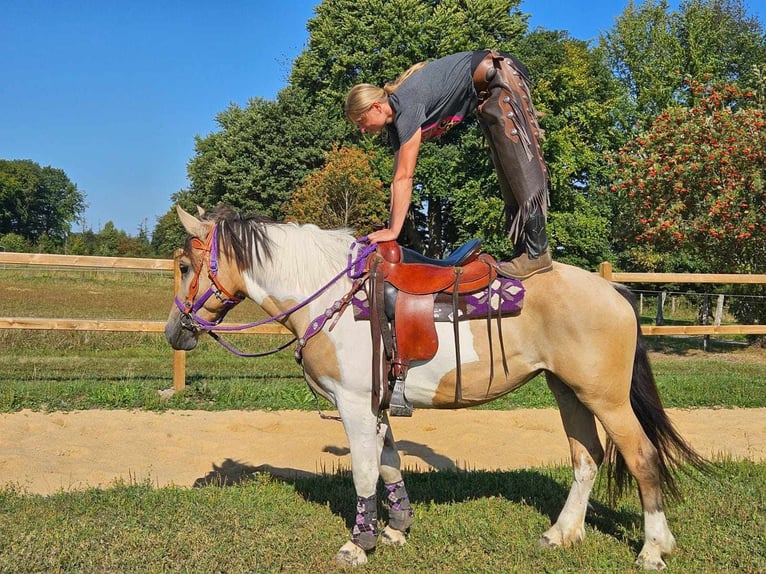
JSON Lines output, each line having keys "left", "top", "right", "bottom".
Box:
{"left": 165, "top": 311, "right": 200, "bottom": 351}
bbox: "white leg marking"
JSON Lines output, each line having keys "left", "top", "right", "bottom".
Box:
{"left": 540, "top": 452, "right": 597, "bottom": 548}
{"left": 636, "top": 510, "right": 676, "bottom": 570}
{"left": 335, "top": 541, "right": 368, "bottom": 568}
{"left": 380, "top": 525, "right": 408, "bottom": 546}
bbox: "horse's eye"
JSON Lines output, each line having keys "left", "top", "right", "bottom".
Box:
{"left": 179, "top": 263, "right": 190, "bottom": 275}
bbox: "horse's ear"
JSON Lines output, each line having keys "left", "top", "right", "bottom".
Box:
{"left": 197, "top": 206, "right": 206, "bottom": 217}
{"left": 176, "top": 205, "right": 211, "bottom": 239}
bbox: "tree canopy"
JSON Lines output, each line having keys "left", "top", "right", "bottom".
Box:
{"left": 611, "top": 81, "right": 766, "bottom": 273}
{"left": 602, "top": 0, "right": 766, "bottom": 121}
{"left": 170, "top": 0, "right": 765, "bottom": 275}
{"left": 0, "top": 159, "right": 85, "bottom": 245}
{"left": 283, "top": 145, "right": 389, "bottom": 234}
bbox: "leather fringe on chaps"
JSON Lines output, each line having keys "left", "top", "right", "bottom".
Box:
{"left": 474, "top": 51, "right": 549, "bottom": 243}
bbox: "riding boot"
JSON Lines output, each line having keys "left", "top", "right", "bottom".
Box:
{"left": 496, "top": 208, "right": 552, "bottom": 280}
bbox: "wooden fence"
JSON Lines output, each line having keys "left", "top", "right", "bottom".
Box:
{"left": 0, "top": 252, "right": 289, "bottom": 390}
{"left": 597, "top": 262, "right": 766, "bottom": 336}
{"left": 1, "top": 253, "right": 764, "bottom": 390}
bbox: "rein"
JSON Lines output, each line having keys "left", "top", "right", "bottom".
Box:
{"left": 177, "top": 225, "right": 376, "bottom": 359}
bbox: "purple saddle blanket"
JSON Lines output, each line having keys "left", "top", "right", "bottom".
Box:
{"left": 352, "top": 277, "right": 524, "bottom": 322}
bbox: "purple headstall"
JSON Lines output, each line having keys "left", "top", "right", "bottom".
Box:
{"left": 175, "top": 227, "right": 376, "bottom": 359}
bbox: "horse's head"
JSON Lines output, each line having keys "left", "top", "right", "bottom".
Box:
{"left": 165, "top": 206, "right": 245, "bottom": 351}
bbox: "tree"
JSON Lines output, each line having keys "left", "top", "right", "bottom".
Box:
{"left": 283, "top": 146, "right": 389, "bottom": 235}
{"left": 0, "top": 159, "right": 85, "bottom": 245}
{"left": 610, "top": 81, "right": 765, "bottom": 274}
{"left": 602, "top": 0, "right": 766, "bottom": 122}
{"left": 94, "top": 222, "right": 124, "bottom": 257}
{"left": 185, "top": 85, "right": 343, "bottom": 219}
{"left": 0, "top": 232, "right": 32, "bottom": 253}
{"left": 289, "top": 0, "right": 527, "bottom": 108}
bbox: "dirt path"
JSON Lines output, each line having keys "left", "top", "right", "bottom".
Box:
{"left": 1, "top": 408, "right": 764, "bottom": 495}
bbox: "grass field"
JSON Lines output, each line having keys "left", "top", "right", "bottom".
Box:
{"left": 1, "top": 267, "right": 765, "bottom": 572}
{"left": 1, "top": 461, "right": 764, "bottom": 572}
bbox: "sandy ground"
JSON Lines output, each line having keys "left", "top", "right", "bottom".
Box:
{"left": 0, "top": 408, "right": 764, "bottom": 495}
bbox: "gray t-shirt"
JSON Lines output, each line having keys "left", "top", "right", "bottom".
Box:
{"left": 386, "top": 51, "right": 477, "bottom": 151}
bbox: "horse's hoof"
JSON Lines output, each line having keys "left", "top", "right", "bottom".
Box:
{"left": 635, "top": 552, "right": 667, "bottom": 571}
{"left": 537, "top": 534, "right": 559, "bottom": 548}
{"left": 539, "top": 524, "right": 584, "bottom": 548}
{"left": 380, "top": 525, "right": 407, "bottom": 546}
{"left": 335, "top": 541, "right": 368, "bottom": 568}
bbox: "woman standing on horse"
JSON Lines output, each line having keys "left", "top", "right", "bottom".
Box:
{"left": 345, "top": 50, "right": 552, "bottom": 280}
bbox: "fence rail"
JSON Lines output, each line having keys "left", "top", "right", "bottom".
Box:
{"left": 1, "top": 254, "right": 764, "bottom": 390}
{"left": 597, "top": 262, "right": 766, "bottom": 336}
{"left": 0, "top": 252, "right": 290, "bottom": 390}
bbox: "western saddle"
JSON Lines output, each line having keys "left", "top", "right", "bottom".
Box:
{"left": 366, "top": 239, "right": 518, "bottom": 416}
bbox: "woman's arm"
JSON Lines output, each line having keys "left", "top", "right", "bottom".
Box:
{"left": 367, "top": 129, "right": 421, "bottom": 243}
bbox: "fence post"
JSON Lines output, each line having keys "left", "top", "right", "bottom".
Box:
{"left": 714, "top": 294, "right": 725, "bottom": 326}
{"left": 172, "top": 248, "right": 186, "bottom": 391}
{"left": 173, "top": 350, "right": 186, "bottom": 391}
{"left": 599, "top": 261, "right": 613, "bottom": 281}
{"left": 701, "top": 294, "right": 711, "bottom": 352}
{"left": 656, "top": 291, "right": 667, "bottom": 326}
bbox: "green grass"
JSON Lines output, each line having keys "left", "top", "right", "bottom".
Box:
{"left": 1, "top": 329, "right": 764, "bottom": 411}
{"left": 1, "top": 460, "right": 763, "bottom": 572}
{"left": 1, "top": 329, "right": 765, "bottom": 413}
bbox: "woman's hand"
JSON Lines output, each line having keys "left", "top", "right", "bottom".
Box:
{"left": 367, "top": 228, "right": 399, "bottom": 244}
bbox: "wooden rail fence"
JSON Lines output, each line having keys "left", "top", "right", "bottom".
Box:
{"left": 0, "top": 251, "right": 289, "bottom": 390}
{"left": 598, "top": 262, "right": 766, "bottom": 336}
{"left": 1, "top": 253, "right": 764, "bottom": 390}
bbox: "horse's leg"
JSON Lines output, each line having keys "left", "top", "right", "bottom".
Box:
{"left": 378, "top": 412, "right": 414, "bottom": 546}
{"left": 596, "top": 404, "right": 677, "bottom": 570}
{"left": 541, "top": 373, "right": 604, "bottom": 548}
{"left": 333, "top": 393, "right": 388, "bottom": 568}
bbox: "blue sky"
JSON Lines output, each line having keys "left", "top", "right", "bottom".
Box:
{"left": 1, "top": 0, "right": 763, "bottom": 235}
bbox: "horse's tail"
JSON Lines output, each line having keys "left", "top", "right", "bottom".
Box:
{"left": 605, "top": 284, "right": 710, "bottom": 502}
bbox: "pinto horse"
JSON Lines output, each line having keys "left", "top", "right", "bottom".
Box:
{"left": 165, "top": 205, "right": 706, "bottom": 570}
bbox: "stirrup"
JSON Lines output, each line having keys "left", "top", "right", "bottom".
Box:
{"left": 389, "top": 379, "right": 413, "bottom": 417}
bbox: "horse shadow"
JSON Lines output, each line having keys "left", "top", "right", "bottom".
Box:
{"left": 192, "top": 444, "right": 641, "bottom": 550}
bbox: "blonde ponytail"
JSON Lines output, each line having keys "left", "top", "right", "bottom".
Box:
{"left": 383, "top": 61, "right": 427, "bottom": 95}
{"left": 345, "top": 84, "right": 385, "bottom": 120}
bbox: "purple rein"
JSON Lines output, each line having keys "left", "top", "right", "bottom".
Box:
{"left": 176, "top": 226, "right": 376, "bottom": 359}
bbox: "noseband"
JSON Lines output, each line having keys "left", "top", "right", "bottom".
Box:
{"left": 175, "top": 225, "right": 243, "bottom": 331}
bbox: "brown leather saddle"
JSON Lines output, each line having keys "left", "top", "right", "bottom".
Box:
{"left": 366, "top": 239, "right": 502, "bottom": 415}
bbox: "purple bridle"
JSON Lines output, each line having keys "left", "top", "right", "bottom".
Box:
{"left": 175, "top": 224, "right": 376, "bottom": 359}
{"left": 174, "top": 225, "right": 244, "bottom": 331}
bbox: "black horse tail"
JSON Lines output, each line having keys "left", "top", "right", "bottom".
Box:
{"left": 605, "top": 284, "right": 710, "bottom": 502}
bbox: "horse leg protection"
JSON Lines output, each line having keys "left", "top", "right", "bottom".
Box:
{"left": 351, "top": 494, "right": 379, "bottom": 551}
{"left": 384, "top": 480, "right": 414, "bottom": 531}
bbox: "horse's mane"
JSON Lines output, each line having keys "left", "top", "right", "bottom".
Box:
{"left": 203, "top": 204, "right": 355, "bottom": 292}
{"left": 199, "top": 205, "right": 278, "bottom": 271}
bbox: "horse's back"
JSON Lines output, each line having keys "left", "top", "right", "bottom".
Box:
{"left": 411, "top": 261, "right": 638, "bottom": 408}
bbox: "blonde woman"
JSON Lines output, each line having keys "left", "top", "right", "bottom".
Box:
{"left": 345, "top": 50, "right": 552, "bottom": 280}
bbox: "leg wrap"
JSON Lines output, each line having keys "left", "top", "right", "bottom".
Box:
{"left": 351, "top": 494, "right": 378, "bottom": 551}
{"left": 475, "top": 52, "right": 549, "bottom": 242}
{"left": 384, "top": 480, "right": 414, "bottom": 531}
